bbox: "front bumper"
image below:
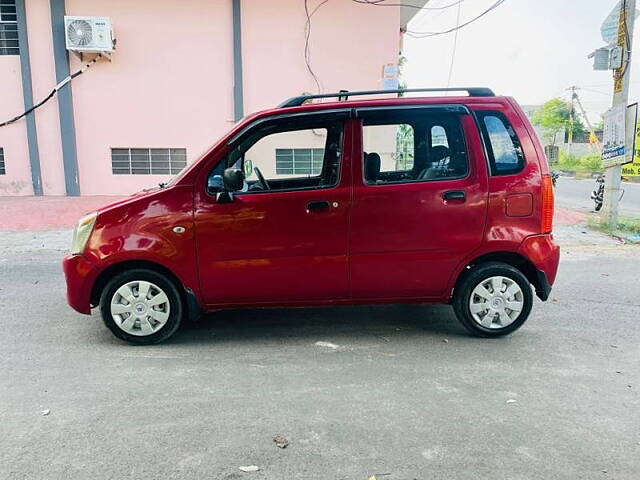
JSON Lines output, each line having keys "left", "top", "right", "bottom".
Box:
{"left": 62, "top": 254, "right": 100, "bottom": 314}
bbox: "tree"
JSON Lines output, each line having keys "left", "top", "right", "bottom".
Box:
{"left": 594, "top": 118, "right": 604, "bottom": 131}
{"left": 395, "top": 123, "right": 414, "bottom": 170}
{"left": 531, "top": 98, "right": 587, "bottom": 147}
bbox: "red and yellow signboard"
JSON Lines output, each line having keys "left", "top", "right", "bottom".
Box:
{"left": 625, "top": 127, "right": 640, "bottom": 176}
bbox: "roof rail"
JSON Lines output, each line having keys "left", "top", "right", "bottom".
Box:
{"left": 278, "top": 87, "right": 495, "bottom": 108}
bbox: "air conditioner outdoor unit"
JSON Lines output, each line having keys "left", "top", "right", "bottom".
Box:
{"left": 64, "top": 16, "right": 113, "bottom": 52}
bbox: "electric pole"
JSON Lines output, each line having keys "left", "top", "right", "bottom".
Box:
{"left": 602, "top": 0, "right": 636, "bottom": 230}
{"left": 568, "top": 86, "right": 576, "bottom": 157}
{"left": 572, "top": 88, "right": 603, "bottom": 152}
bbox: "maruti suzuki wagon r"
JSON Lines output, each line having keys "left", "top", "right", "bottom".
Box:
{"left": 63, "top": 87, "right": 560, "bottom": 345}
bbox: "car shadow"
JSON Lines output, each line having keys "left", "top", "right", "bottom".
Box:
{"left": 170, "top": 303, "right": 470, "bottom": 346}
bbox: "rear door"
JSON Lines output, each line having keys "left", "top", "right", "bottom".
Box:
{"left": 350, "top": 105, "right": 489, "bottom": 299}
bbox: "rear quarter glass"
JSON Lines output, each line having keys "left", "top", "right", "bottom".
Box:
{"left": 469, "top": 102, "right": 546, "bottom": 245}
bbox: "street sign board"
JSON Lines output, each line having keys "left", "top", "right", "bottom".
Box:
{"left": 602, "top": 1, "right": 622, "bottom": 45}
{"left": 623, "top": 106, "right": 640, "bottom": 176}
{"left": 602, "top": 104, "right": 626, "bottom": 167}
{"left": 625, "top": 103, "right": 638, "bottom": 165}
{"left": 602, "top": 1, "right": 639, "bottom": 45}
{"left": 602, "top": 103, "right": 638, "bottom": 167}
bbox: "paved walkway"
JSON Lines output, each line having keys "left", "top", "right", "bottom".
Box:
{"left": 0, "top": 196, "right": 122, "bottom": 231}
{"left": 0, "top": 196, "right": 585, "bottom": 231}
{"left": 554, "top": 207, "right": 585, "bottom": 226}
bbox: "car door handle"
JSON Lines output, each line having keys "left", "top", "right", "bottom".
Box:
{"left": 306, "top": 201, "right": 331, "bottom": 213}
{"left": 443, "top": 190, "right": 466, "bottom": 202}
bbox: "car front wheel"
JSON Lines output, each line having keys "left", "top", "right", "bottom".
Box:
{"left": 452, "top": 262, "right": 533, "bottom": 337}
{"left": 99, "top": 269, "right": 183, "bottom": 345}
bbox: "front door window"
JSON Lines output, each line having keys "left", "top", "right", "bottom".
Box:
{"left": 208, "top": 120, "right": 343, "bottom": 194}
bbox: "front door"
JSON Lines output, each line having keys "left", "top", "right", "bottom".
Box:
{"left": 194, "top": 112, "right": 353, "bottom": 306}
{"left": 350, "top": 106, "right": 489, "bottom": 299}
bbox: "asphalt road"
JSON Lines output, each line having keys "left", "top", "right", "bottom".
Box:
{"left": 555, "top": 176, "right": 640, "bottom": 217}
{"left": 1, "top": 226, "right": 639, "bottom": 479}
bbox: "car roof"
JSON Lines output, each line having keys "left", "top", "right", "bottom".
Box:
{"left": 261, "top": 94, "right": 511, "bottom": 119}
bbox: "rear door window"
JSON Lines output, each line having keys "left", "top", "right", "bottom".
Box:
{"left": 478, "top": 112, "right": 525, "bottom": 175}
{"left": 360, "top": 111, "right": 468, "bottom": 185}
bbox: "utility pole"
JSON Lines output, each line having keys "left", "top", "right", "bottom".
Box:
{"left": 567, "top": 86, "right": 576, "bottom": 157}
{"left": 573, "top": 88, "right": 603, "bottom": 152}
{"left": 602, "top": 0, "right": 636, "bottom": 229}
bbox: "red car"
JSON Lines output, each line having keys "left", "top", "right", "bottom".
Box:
{"left": 63, "top": 87, "right": 559, "bottom": 344}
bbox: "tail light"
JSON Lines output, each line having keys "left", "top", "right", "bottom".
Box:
{"left": 541, "top": 175, "right": 554, "bottom": 234}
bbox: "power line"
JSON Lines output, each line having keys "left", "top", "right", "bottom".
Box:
{"left": 304, "top": 0, "right": 330, "bottom": 93}
{"left": 580, "top": 87, "right": 612, "bottom": 96}
{"left": 409, "top": 0, "right": 466, "bottom": 31}
{"left": 351, "top": 0, "right": 465, "bottom": 10}
{"left": 446, "top": 0, "right": 462, "bottom": 87}
{"left": 580, "top": 82, "right": 640, "bottom": 88}
{"left": 405, "top": 0, "right": 507, "bottom": 38}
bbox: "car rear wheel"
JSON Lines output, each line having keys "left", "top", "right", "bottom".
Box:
{"left": 99, "top": 269, "right": 183, "bottom": 345}
{"left": 452, "top": 262, "right": 533, "bottom": 337}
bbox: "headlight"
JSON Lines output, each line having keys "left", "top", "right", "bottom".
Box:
{"left": 70, "top": 212, "right": 97, "bottom": 254}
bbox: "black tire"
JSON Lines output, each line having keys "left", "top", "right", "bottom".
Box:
{"left": 452, "top": 262, "right": 533, "bottom": 338}
{"left": 99, "top": 268, "right": 183, "bottom": 345}
{"left": 594, "top": 201, "right": 603, "bottom": 212}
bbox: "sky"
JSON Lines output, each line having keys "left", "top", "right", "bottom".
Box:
{"left": 402, "top": 0, "right": 640, "bottom": 123}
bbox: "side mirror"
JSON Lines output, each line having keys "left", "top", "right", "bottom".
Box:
{"left": 216, "top": 168, "right": 244, "bottom": 204}
{"left": 223, "top": 168, "right": 245, "bottom": 191}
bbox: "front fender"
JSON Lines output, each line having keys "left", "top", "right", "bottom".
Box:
{"left": 83, "top": 185, "right": 200, "bottom": 297}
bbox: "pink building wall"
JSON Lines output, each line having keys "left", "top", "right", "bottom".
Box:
{"left": 0, "top": 56, "right": 31, "bottom": 195}
{"left": 66, "top": 0, "right": 235, "bottom": 196}
{"left": 241, "top": 0, "right": 399, "bottom": 112}
{"left": 0, "top": 0, "right": 401, "bottom": 196}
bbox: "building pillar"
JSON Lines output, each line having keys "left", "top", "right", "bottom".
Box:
{"left": 232, "top": 0, "right": 244, "bottom": 122}
{"left": 49, "top": 0, "right": 80, "bottom": 196}
{"left": 15, "top": 0, "right": 43, "bottom": 196}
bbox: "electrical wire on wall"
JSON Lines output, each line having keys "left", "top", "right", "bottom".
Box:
{"left": 0, "top": 54, "right": 102, "bottom": 129}
{"left": 304, "top": 0, "right": 330, "bottom": 93}
{"left": 405, "top": 0, "right": 507, "bottom": 38}
{"left": 446, "top": 0, "right": 462, "bottom": 87}
{"left": 302, "top": 0, "right": 505, "bottom": 94}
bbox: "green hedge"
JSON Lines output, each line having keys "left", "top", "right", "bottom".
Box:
{"left": 557, "top": 152, "right": 602, "bottom": 172}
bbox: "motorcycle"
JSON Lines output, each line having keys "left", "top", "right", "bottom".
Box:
{"left": 551, "top": 170, "right": 560, "bottom": 187}
{"left": 591, "top": 174, "right": 605, "bottom": 212}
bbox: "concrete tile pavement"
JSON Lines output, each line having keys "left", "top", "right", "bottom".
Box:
{"left": 0, "top": 196, "right": 122, "bottom": 231}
